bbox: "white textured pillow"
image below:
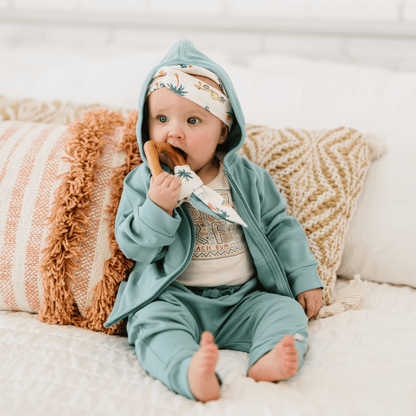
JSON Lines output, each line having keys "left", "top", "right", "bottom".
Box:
{"left": 237, "top": 55, "right": 416, "bottom": 288}
{"left": 337, "top": 141, "right": 416, "bottom": 286}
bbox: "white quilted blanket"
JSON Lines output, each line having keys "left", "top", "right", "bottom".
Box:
{"left": 1, "top": 279, "right": 415, "bottom": 416}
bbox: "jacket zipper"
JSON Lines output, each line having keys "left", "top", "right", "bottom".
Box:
{"left": 224, "top": 167, "right": 293, "bottom": 297}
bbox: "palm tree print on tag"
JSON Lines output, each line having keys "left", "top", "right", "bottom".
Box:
{"left": 218, "top": 210, "right": 230, "bottom": 220}
{"left": 176, "top": 169, "right": 193, "bottom": 181}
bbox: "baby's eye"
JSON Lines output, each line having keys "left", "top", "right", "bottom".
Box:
{"left": 188, "top": 117, "right": 200, "bottom": 125}
{"left": 158, "top": 115, "right": 169, "bottom": 123}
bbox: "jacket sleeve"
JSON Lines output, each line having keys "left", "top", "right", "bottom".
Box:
{"left": 114, "top": 164, "right": 182, "bottom": 263}
{"left": 256, "top": 167, "right": 324, "bottom": 297}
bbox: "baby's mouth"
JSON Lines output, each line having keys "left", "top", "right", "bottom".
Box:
{"left": 172, "top": 146, "right": 187, "bottom": 160}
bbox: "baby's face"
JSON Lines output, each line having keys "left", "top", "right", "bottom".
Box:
{"left": 146, "top": 76, "right": 227, "bottom": 182}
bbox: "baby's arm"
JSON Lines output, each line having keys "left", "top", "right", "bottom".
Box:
{"left": 255, "top": 167, "right": 324, "bottom": 302}
{"left": 115, "top": 165, "right": 181, "bottom": 263}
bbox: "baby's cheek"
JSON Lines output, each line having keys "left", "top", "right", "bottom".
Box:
{"left": 198, "top": 135, "right": 218, "bottom": 153}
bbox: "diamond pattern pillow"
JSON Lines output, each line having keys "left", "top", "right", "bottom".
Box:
{"left": 240, "top": 125, "right": 375, "bottom": 314}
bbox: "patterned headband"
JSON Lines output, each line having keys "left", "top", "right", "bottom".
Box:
{"left": 146, "top": 65, "right": 233, "bottom": 129}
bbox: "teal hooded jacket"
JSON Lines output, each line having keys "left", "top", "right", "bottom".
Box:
{"left": 104, "top": 40, "right": 323, "bottom": 328}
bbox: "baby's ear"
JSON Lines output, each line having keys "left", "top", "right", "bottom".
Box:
{"left": 220, "top": 124, "right": 228, "bottom": 143}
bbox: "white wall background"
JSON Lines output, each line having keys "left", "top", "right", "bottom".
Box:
{"left": 1, "top": 0, "right": 416, "bottom": 70}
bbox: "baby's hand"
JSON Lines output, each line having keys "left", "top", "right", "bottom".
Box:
{"left": 148, "top": 172, "right": 182, "bottom": 216}
{"left": 296, "top": 288, "right": 322, "bottom": 320}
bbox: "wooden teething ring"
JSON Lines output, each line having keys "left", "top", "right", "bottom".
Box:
{"left": 143, "top": 141, "right": 186, "bottom": 177}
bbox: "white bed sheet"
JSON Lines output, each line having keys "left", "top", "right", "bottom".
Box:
{"left": 1, "top": 279, "right": 415, "bottom": 416}
{"left": 1, "top": 42, "right": 415, "bottom": 416}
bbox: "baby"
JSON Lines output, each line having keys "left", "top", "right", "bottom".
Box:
{"left": 104, "top": 40, "right": 323, "bottom": 402}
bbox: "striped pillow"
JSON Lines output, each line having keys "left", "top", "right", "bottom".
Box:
{"left": 0, "top": 121, "right": 69, "bottom": 312}
{"left": 0, "top": 114, "right": 130, "bottom": 327}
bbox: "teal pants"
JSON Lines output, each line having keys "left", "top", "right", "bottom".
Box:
{"left": 127, "top": 277, "right": 308, "bottom": 400}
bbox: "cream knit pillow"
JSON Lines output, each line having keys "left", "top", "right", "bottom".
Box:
{"left": 240, "top": 125, "right": 378, "bottom": 316}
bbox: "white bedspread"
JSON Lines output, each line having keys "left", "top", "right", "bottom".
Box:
{"left": 1, "top": 279, "right": 415, "bottom": 416}
{"left": 1, "top": 41, "right": 415, "bottom": 416}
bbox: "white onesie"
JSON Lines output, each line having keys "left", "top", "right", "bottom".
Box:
{"left": 176, "top": 162, "right": 256, "bottom": 287}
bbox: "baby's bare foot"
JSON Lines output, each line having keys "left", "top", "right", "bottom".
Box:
{"left": 247, "top": 334, "right": 299, "bottom": 382}
{"left": 188, "top": 331, "right": 221, "bottom": 402}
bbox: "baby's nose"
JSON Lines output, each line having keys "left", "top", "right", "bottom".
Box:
{"left": 168, "top": 121, "right": 185, "bottom": 140}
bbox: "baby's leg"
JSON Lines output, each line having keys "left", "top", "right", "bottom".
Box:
{"left": 246, "top": 294, "right": 308, "bottom": 382}
{"left": 188, "top": 331, "right": 221, "bottom": 402}
{"left": 247, "top": 334, "right": 298, "bottom": 381}
{"left": 127, "top": 300, "right": 221, "bottom": 401}
{"left": 215, "top": 290, "right": 308, "bottom": 383}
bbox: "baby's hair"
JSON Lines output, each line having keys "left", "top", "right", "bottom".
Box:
{"left": 141, "top": 103, "right": 150, "bottom": 141}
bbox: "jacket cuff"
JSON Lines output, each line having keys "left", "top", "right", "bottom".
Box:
{"left": 287, "top": 265, "right": 324, "bottom": 298}
{"left": 137, "top": 196, "right": 181, "bottom": 237}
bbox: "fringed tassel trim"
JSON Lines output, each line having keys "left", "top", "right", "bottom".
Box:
{"left": 318, "top": 275, "right": 369, "bottom": 319}
{"left": 37, "top": 109, "right": 124, "bottom": 326}
{"left": 76, "top": 110, "right": 140, "bottom": 335}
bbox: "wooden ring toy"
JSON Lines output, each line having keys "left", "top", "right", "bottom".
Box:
{"left": 143, "top": 141, "right": 186, "bottom": 177}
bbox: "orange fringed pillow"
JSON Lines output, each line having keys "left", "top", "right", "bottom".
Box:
{"left": 37, "top": 109, "right": 141, "bottom": 335}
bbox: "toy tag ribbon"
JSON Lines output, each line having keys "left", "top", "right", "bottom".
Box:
{"left": 174, "top": 165, "right": 247, "bottom": 228}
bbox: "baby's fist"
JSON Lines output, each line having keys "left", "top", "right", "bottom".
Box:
{"left": 148, "top": 172, "right": 182, "bottom": 216}
{"left": 296, "top": 288, "right": 322, "bottom": 320}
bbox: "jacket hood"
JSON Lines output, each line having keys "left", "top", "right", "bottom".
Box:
{"left": 136, "top": 39, "right": 246, "bottom": 169}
